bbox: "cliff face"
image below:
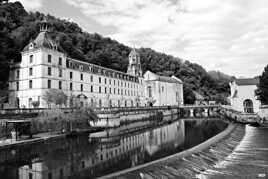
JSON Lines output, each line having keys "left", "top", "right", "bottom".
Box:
{"left": 0, "top": 2, "right": 230, "bottom": 104}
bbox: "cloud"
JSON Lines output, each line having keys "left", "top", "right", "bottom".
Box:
{"left": 10, "top": 0, "right": 43, "bottom": 10}
{"left": 64, "top": 0, "right": 268, "bottom": 77}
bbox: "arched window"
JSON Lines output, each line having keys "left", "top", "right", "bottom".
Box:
{"left": 243, "top": 99, "right": 254, "bottom": 113}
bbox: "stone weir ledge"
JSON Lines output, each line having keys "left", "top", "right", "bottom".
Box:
{"left": 99, "top": 123, "right": 246, "bottom": 179}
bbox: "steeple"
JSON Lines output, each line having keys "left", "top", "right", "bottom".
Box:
{"left": 127, "top": 48, "right": 142, "bottom": 77}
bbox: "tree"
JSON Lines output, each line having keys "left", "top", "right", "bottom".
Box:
{"left": 183, "top": 85, "right": 196, "bottom": 104}
{"left": 0, "top": 2, "right": 230, "bottom": 104}
{"left": 256, "top": 65, "right": 268, "bottom": 104}
{"left": 55, "top": 90, "right": 67, "bottom": 106}
{"left": 43, "top": 89, "right": 67, "bottom": 107}
{"left": 31, "top": 101, "right": 40, "bottom": 108}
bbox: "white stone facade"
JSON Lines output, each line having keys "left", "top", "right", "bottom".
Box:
{"left": 143, "top": 71, "right": 183, "bottom": 106}
{"left": 229, "top": 78, "right": 261, "bottom": 113}
{"left": 7, "top": 21, "right": 183, "bottom": 108}
{"left": 8, "top": 48, "right": 145, "bottom": 108}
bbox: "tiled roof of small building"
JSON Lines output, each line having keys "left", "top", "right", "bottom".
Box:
{"left": 235, "top": 78, "right": 259, "bottom": 86}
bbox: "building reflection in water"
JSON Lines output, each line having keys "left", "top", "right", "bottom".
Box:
{"left": 0, "top": 120, "right": 185, "bottom": 179}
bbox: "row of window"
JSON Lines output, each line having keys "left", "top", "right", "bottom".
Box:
{"left": 16, "top": 80, "right": 139, "bottom": 96}
{"left": 69, "top": 82, "right": 139, "bottom": 96}
{"left": 29, "top": 54, "right": 62, "bottom": 65}
{"left": 20, "top": 67, "right": 139, "bottom": 89}
{"left": 28, "top": 54, "right": 139, "bottom": 84}
{"left": 67, "top": 59, "right": 139, "bottom": 83}
{"left": 69, "top": 71, "right": 139, "bottom": 88}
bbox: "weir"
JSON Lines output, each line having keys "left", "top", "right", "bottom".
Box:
{"left": 99, "top": 123, "right": 245, "bottom": 179}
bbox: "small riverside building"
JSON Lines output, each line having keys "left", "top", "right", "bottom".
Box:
{"left": 143, "top": 71, "right": 183, "bottom": 106}
{"left": 7, "top": 20, "right": 184, "bottom": 108}
{"left": 229, "top": 78, "right": 260, "bottom": 113}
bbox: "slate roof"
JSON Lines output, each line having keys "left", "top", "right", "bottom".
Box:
{"left": 23, "top": 31, "right": 62, "bottom": 52}
{"left": 157, "top": 75, "right": 180, "bottom": 83}
{"left": 145, "top": 71, "right": 183, "bottom": 83}
{"left": 235, "top": 78, "right": 259, "bottom": 86}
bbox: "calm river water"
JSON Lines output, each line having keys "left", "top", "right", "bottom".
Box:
{"left": 0, "top": 119, "right": 227, "bottom": 179}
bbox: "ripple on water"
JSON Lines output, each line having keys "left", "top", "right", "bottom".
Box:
{"left": 199, "top": 125, "right": 268, "bottom": 179}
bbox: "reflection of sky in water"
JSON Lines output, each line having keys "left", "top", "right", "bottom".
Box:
{"left": 0, "top": 119, "right": 225, "bottom": 179}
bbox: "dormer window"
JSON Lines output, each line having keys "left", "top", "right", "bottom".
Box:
{"left": 69, "top": 61, "right": 73, "bottom": 68}
{"left": 52, "top": 44, "right": 57, "bottom": 50}
{"left": 79, "top": 65, "right": 83, "bottom": 71}
{"left": 29, "top": 43, "right": 34, "bottom": 50}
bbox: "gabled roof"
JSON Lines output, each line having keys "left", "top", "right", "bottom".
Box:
{"left": 235, "top": 78, "right": 259, "bottom": 86}
{"left": 144, "top": 71, "right": 183, "bottom": 83}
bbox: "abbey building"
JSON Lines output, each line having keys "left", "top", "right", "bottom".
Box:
{"left": 7, "top": 20, "right": 183, "bottom": 108}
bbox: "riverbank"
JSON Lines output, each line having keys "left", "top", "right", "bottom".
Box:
{"left": 99, "top": 122, "right": 243, "bottom": 179}
{"left": 0, "top": 127, "right": 103, "bottom": 150}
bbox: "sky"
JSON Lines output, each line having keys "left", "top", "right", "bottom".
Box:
{"left": 11, "top": 0, "right": 268, "bottom": 77}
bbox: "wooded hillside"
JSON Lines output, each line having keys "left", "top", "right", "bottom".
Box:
{"left": 0, "top": 1, "right": 230, "bottom": 104}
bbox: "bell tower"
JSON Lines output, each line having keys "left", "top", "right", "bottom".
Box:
{"left": 127, "top": 48, "right": 142, "bottom": 77}
{"left": 40, "top": 18, "right": 50, "bottom": 32}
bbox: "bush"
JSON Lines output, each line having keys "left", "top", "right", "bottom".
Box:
{"left": 31, "top": 107, "right": 98, "bottom": 134}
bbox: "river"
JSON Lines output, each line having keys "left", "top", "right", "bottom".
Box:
{"left": 0, "top": 118, "right": 227, "bottom": 179}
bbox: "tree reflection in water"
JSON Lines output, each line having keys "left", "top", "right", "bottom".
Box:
{"left": 0, "top": 119, "right": 227, "bottom": 179}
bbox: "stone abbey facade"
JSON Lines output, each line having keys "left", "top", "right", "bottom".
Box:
{"left": 7, "top": 20, "right": 183, "bottom": 108}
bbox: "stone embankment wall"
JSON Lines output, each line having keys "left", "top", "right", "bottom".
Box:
{"left": 92, "top": 107, "right": 180, "bottom": 127}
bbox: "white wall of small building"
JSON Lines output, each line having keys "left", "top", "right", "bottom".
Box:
{"left": 143, "top": 71, "right": 183, "bottom": 106}
{"left": 230, "top": 83, "right": 261, "bottom": 113}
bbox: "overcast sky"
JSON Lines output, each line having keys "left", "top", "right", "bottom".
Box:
{"left": 11, "top": 0, "right": 268, "bottom": 77}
